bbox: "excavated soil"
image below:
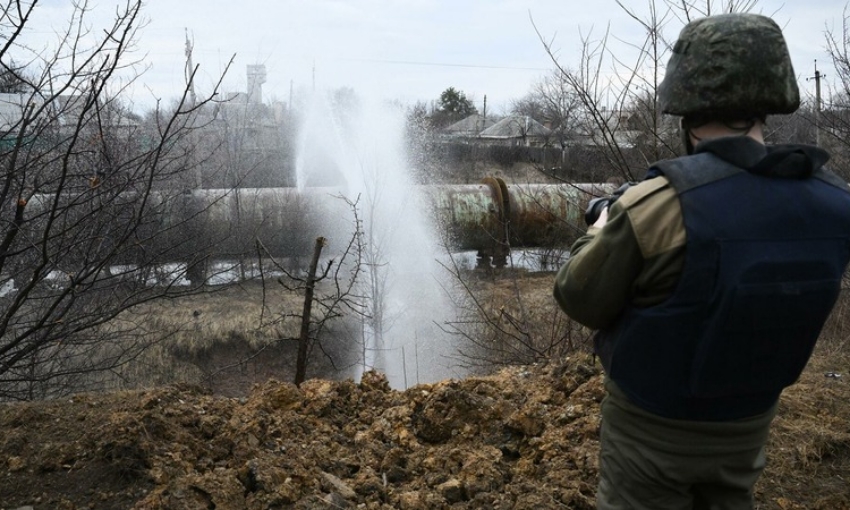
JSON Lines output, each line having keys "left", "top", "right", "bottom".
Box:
{"left": 1, "top": 352, "right": 849, "bottom": 509}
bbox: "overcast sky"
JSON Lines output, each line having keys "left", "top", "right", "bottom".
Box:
{"left": 21, "top": 0, "right": 849, "bottom": 114}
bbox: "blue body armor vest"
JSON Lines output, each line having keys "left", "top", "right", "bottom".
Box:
{"left": 595, "top": 152, "right": 850, "bottom": 421}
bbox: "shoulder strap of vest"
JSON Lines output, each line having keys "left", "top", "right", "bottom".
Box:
{"left": 649, "top": 154, "right": 742, "bottom": 194}
{"left": 814, "top": 167, "right": 850, "bottom": 193}
{"left": 651, "top": 154, "right": 849, "bottom": 195}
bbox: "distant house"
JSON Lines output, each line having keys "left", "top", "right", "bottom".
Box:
{"left": 569, "top": 109, "right": 640, "bottom": 149}
{"left": 478, "top": 115, "right": 552, "bottom": 147}
{"left": 443, "top": 114, "right": 498, "bottom": 139}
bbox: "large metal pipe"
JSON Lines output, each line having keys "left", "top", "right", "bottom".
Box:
{"left": 23, "top": 178, "right": 613, "bottom": 267}
{"left": 187, "top": 178, "right": 611, "bottom": 255}
{"left": 425, "top": 178, "right": 612, "bottom": 258}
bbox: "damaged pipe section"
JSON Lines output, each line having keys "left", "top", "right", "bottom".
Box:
{"left": 427, "top": 177, "right": 613, "bottom": 266}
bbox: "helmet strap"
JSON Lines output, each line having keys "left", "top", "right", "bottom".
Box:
{"left": 681, "top": 127, "right": 696, "bottom": 155}
{"left": 680, "top": 118, "right": 699, "bottom": 155}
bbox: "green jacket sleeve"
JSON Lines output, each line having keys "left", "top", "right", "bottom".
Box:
{"left": 553, "top": 176, "right": 687, "bottom": 329}
{"left": 552, "top": 199, "right": 645, "bottom": 330}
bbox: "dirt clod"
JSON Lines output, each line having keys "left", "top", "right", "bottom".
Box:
{"left": 0, "top": 355, "right": 848, "bottom": 509}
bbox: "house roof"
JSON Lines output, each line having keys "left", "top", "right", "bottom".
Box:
{"left": 443, "top": 114, "right": 497, "bottom": 136}
{"left": 479, "top": 115, "right": 551, "bottom": 138}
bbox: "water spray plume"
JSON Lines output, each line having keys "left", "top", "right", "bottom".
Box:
{"left": 294, "top": 90, "right": 460, "bottom": 388}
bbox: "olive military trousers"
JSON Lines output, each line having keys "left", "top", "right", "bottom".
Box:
{"left": 597, "top": 379, "right": 778, "bottom": 510}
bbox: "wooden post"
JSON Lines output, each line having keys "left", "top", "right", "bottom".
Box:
{"left": 294, "top": 236, "right": 326, "bottom": 386}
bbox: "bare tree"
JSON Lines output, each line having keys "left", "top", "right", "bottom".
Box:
{"left": 512, "top": 70, "right": 583, "bottom": 167}
{"left": 255, "top": 195, "right": 367, "bottom": 386}
{"left": 669, "top": 0, "right": 761, "bottom": 21}
{"left": 822, "top": 5, "right": 850, "bottom": 180}
{"left": 531, "top": 0, "right": 766, "bottom": 183}
{"left": 438, "top": 255, "right": 592, "bottom": 371}
{"left": 0, "top": 0, "right": 228, "bottom": 400}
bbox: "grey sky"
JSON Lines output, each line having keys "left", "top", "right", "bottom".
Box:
{"left": 21, "top": 0, "right": 850, "bottom": 113}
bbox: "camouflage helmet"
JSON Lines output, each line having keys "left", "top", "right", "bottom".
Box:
{"left": 658, "top": 13, "right": 800, "bottom": 118}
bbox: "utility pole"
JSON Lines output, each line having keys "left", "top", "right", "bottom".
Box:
{"left": 479, "top": 95, "right": 487, "bottom": 135}
{"left": 807, "top": 60, "right": 825, "bottom": 146}
{"left": 183, "top": 28, "right": 205, "bottom": 284}
{"left": 183, "top": 28, "right": 201, "bottom": 191}
{"left": 184, "top": 28, "right": 197, "bottom": 108}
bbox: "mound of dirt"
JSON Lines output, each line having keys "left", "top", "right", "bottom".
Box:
{"left": 1, "top": 355, "right": 849, "bottom": 509}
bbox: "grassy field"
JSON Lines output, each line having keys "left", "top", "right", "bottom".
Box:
{"left": 101, "top": 270, "right": 850, "bottom": 396}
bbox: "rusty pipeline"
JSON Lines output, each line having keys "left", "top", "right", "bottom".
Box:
{"left": 206, "top": 178, "right": 613, "bottom": 257}
{"left": 22, "top": 178, "right": 613, "bottom": 266}
{"left": 426, "top": 177, "right": 613, "bottom": 264}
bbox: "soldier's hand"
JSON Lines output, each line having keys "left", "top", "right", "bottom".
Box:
{"left": 592, "top": 207, "right": 609, "bottom": 228}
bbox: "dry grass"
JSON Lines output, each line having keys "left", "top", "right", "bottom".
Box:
{"left": 818, "top": 289, "right": 850, "bottom": 356}
{"left": 80, "top": 279, "right": 314, "bottom": 392}
{"left": 125, "top": 280, "right": 305, "bottom": 355}
{"left": 758, "top": 348, "right": 850, "bottom": 509}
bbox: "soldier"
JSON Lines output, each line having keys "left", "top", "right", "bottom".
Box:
{"left": 554, "top": 13, "right": 850, "bottom": 509}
